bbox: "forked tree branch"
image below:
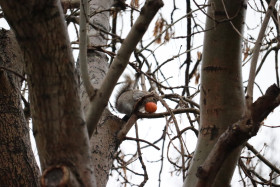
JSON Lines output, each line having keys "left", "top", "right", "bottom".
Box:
{"left": 86, "top": 0, "right": 164, "bottom": 137}
{"left": 245, "top": 142, "right": 280, "bottom": 174}
{"left": 0, "top": 0, "right": 97, "bottom": 186}
{"left": 196, "top": 84, "right": 280, "bottom": 187}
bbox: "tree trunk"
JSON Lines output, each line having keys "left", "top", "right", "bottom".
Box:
{"left": 184, "top": 0, "right": 247, "bottom": 186}
{"left": 82, "top": 1, "right": 126, "bottom": 186}
{"left": 0, "top": 30, "right": 40, "bottom": 186}
{"left": 0, "top": 1, "right": 96, "bottom": 186}
{"left": 84, "top": 0, "right": 163, "bottom": 186}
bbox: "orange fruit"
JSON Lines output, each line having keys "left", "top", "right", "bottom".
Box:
{"left": 145, "top": 102, "right": 157, "bottom": 113}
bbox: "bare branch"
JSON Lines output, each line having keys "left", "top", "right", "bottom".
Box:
{"left": 0, "top": 65, "right": 26, "bottom": 80}
{"left": 117, "top": 114, "right": 138, "bottom": 141}
{"left": 124, "top": 136, "right": 160, "bottom": 150}
{"left": 136, "top": 108, "right": 199, "bottom": 118}
{"left": 79, "top": 0, "right": 95, "bottom": 98}
{"left": 245, "top": 142, "right": 280, "bottom": 174}
{"left": 246, "top": 0, "right": 277, "bottom": 104}
{"left": 137, "top": 8, "right": 203, "bottom": 54}
{"left": 134, "top": 123, "right": 149, "bottom": 187}
{"left": 196, "top": 84, "right": 280, "bottom": 187}
{"left": 0, "top": 1, "right": 96, "bottom": 185}
{"left": 86, "top": 0, "right": 164, "bottom": 137}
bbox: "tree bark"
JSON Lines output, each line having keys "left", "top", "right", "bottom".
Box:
{"left": 0, "top": 1, "right": 96, "bottom": 186}
{"left": 86, "top": 0, "right": 164, "bottom": 137}
{"left": 79, "top": 1, "right": 124, "bottom": 186}
{"left": 184, "top": 0, "right": 247, "bottom": 186}
{"left": 82, "top": 1, "right": 163, "bottom": 186}
{"left": 196, "top": 84, "right": 280, "bottom": 187}
{"left": 0, "top": 30, "right": 40, "bottom": 186}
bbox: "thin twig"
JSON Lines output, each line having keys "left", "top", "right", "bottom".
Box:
{"left": 135, "top": 123, "right": 149, "bottom": 187}
{"left": 245, "top": 142, "right": 280, "bottom": 174}
{"left": 255, "top": 46, "right": 277, "bottom": 77}
{"left": 275, "top": 49, "right": 279, "bottom": 87}
{"left": 152, "top": 45, "right": 203, "bottom": 74}
{"left": 154, "top": 93, "right": 186, "bottom": 179}
{"left": 0, "top": 66, "right": 26, "bottom": 80}
{"left": 137, "top": 7, "right": 205, "bottom": 54}
{"left": 136, "top": 108, "right": 199, "bottom": 119}
{"left": 221, "top": 0, "right": 254, "bottom": 44}
{"left": 125, "top": 136, "right": 160, "bottom": 150}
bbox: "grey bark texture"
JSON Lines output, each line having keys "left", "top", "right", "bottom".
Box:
{"left": 0, "top": 29, "right": 40, "bottom": 187}
{"left": 0, "top": 1, "right": 96, "bottom": 186}
{"left": 184, "top": 0, "right": 247, "bottom": 186}
{"left": 85, "top": 0, "right": 164, "bottom": 137}
{"left": 83, "top": 1, "right": 162, "bottom": 186}
{"left": 0, "top": 0, "right": 163, "bottom": 186}
{"left": 82, "top": 1, "right": 123, "bottom": 186}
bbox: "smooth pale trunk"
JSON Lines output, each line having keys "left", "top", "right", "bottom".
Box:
{"left": 184, "top": 0, "right": 247, "bottom": 186}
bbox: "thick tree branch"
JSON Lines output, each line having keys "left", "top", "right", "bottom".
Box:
{"left": 184, "top": 1, "right": 247, "bottom": 185}
{"left": 117, "top": 114, "right": 138, "bottom": 141}
{"left": 86, "top": 0, "right": 164, "bottom": 137}
{"left": 0, "top": 30, "right": 40, "bottom": 187}
{"left": 196, "top": 84, "right": 280, "bottom": 187}
{"left": 61, "top": 0, "right": 80, "bottom": 10}
{"left": 79, "top": 0, "right": 95, "bottom": 98}
{"left": 0, "top": 0, "right": 96, "bottom": 186}
{"left": 246, "top": 0, "right": 277, "bottom": 104}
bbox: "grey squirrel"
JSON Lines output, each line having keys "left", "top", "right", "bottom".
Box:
{"left": 115, "top": 75, "right": 157, "bottom": 119}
